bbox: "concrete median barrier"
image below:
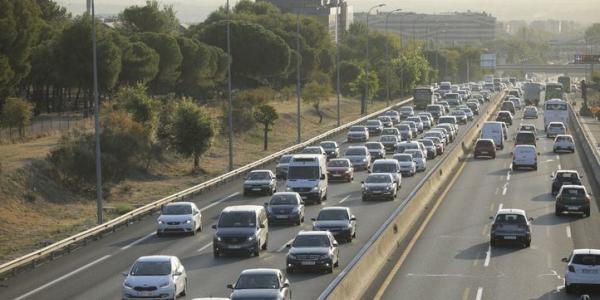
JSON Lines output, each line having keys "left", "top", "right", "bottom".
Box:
{"left": 569, "top": 105, "right": 600, "bottom": 187}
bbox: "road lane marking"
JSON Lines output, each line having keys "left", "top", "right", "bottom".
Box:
{"left": 566, "top": 226, "right": 571, "bottom": 239}
{"left": 462, "top": 288, "right": 471, "bottom": 300}
{"left": 498, "top": 203, "right": 503, "bottom": 210}
{"left": 475, "top": 287, "right": 483, "bottom": 300}
{"left": 558, "top": 164, "right": 562, "bottom": 170}
{"left": 482, "top": 224, "right": 489, "bottom": 236}
{"left": 278, "top": 238, "right": 295, "bottom": 252}
{"left": 494, "top": 187, "right": 499, "bottom": 195}
{"left": 200, "top": 192, "right": 240, "bottom": 212}
{"left": 506, "top": 170, "right": 511, "bottom": 181}
{"left": 406, "top": 273, "right": 475, "bottom": 278}
{"left": 484, "top": 246, "right": 491, "bottom": 267}
{"left": 121, "top": 232, "right": 154, "bottom": 250}
{"left": 338, "top": 195, "right": 350, "bottom": 204}
{"left": 501, "top": 183, "right": 508, "bottom": 195}
{"left": 556, "top": 155, "right": 560, "bottom": 160}
{"left": 489, "top": 203, "right": 494, "bottom": 212}
{"left": 197, "top": 242, "right": 213, "bottom": 252}
{"left": 14, "top": 254, "right": 112, "bottom": 300}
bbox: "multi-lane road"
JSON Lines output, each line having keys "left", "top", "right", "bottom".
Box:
{"left": 369, "top": 100, "right": 600, "bottom": 299}
{"left": 1, "top": 96, "right": 495, "bottom": 300}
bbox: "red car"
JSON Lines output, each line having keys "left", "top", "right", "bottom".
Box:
{"left": 474, "top": 139, "right": 496, "bottom": 159}
{"left": 326, "top": 158, "right": 354, "bottom": 182}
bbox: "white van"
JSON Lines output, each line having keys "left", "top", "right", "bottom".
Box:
{"left": 286, "top": 154, "right": 328, "bottom": 204}
{"left": 512, "top": 145, "right": 538, "bottom": 171}
{"left": 481, "top": 121, "right": 505, "bottom": 150}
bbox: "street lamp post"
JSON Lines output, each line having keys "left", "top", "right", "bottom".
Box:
{"left": 364, "top": 3, "right": 386, "bottom": 114}
{"left": 226, "top": 0, "right": 234, "bottom": 171}
{"left": 335, "top": 4, "right": 341, "bottom": 127}
{"left": 384, "top": 9, "right": 402, "bottom": 106}
{"left": 91, "top": 0, "right": 103, "bottom": 224}
{"left": 296, "top": 13, "right": 302, "bottom": 143}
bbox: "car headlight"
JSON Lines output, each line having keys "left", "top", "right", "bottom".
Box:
{"left": 158, "top": 220, "right": 164, "bottom": 225}
{"left": 123, "top": 281, "right": 133, "bottom": 289}
{"left": 346, "top": 223, "right": 353, "bottom": 228}
{"left": 312, "top": 186, "right": 319, "bottom": 191}
{"left": 185, "top": 219, "right": 192, "bottom": 224}
{"left": 216, "top": 236, "right": 222, "bottom": 242}
{"left": 292, "top": 206, "right": 300, "bottom": 213}
{"left": 159, "top": 281, "right": 171, "bottom": 288}
{"left": 363, "top": 186, "right": 369, "bottom": 191}
{"left": 385, "top": 186, "right": 391, "bottom": 191}
{"left": 248, "top": 235, "right": 256, "bottom": 241}
{"left": 286, "top": 187, "right": 292, "bottom": 191}
{"left": 362, "top": 158, "right": 367, "bottom": 162}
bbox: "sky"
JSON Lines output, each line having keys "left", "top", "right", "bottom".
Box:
{"left": 57, "top": 0, "right": 599, "bottom": 24}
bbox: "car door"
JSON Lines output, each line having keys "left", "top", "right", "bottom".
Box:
{"left": 259, "top": 210, "right": 268, "bottom": 243}
{"left": 192, "top": 205, "right": 202, "bottom": 229}
{"left": 173, "top": 258, "right": 185, "bottom": 293}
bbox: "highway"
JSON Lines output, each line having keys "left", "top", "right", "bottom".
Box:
{"left": 0, "top": 97, "right": 496, "bottom": 300}
{"left": 369, "top": 103, "right": 600, "bottom": 299}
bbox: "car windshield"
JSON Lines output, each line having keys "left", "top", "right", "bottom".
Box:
{"left": 321, "top": 142, "right": 335, "bottom": 149}
{"left": 366, "top": 143, "right": 382, "bottom": 150}
{"left": 218, "top": 212, "right": 256, "bottom": 228}
{"left": 317, "top": 209, "right": 349, "bottom": 220}
{"left": 367, "top": 120, "right": 380, "bottom": 125}
{"left": 426, "top": 137, "right": 441, "bottom": 144}
{"left": 477, "top": 141, "right": 493, "bottom": 147}
{"left": 549, "top": 123, "right": 564, "bottom": 128}
{"left": 349, "top": 126, "right": 365, "bottom": 132}
{"left": 571, "top": 254, "right": 600, "bottom": 266}
{"left": 407, "top": 117, "right": 420, "bottom": 122}
{"left": 270, "top": 194, "right": 298, "bottom": 205}
{"left": 439, "top": 117, "right": 454, "bottom": 123}
{"left": 366, "top": 174, "right": 392, "bottom": 183}
{"left": 380, "top": 136, "right": 396, "bottom": 142}
{"left": 130, "top": 261, "right": 171, "bottom": 276}
{"left": 235, "top": 274, "right": 280, "bottom": 290}
{"left": 279, "top": 156, "right": 292, "bottom": 163}
{"left": 406, "top": 150, "right": 423, "bottom": 158}
{"left": 557, "top": 172, "right": 578, "bottom": 182}
{"left": 419, "top": 116, "right": 429, "bottom": 121}
{"left": 419, "top": 140, "right": 434, "bottom": 146}
{"left": 287, "top": 166, "right": 319, "bottom": 180}
{"left": 248, "top": 172, "right": 271, "bottom": 180}
{"left": 163, "top": 204, "right": 192, "bottom": 215}
{"left": 373, "top": 163, "right": 398, "bottom": 173}
{"left": 302, "top": 148, "right": 321, "bottom": 154}
{"left": 556, "top": 136, "right": 572, "bottom": 142}
{"left": 345, "top": 148, "right": 366, "bottom": 156}
{"left": 400, "top": 108, "right": 412, "bottom": 112}
{"left": 495, "top": 214, "right": 526, "bottom": 224}
{"left": 520, "top": 126, "right": 534, "bottom": 131}
{"left": 327, "top": 160, "right": 349, "bottom": 167}
{"left": 292, "top": 235, "right": 331, "bottom": 247}
{"left": 516, "top": 133, "right": 535, "bottom": 144}
{"left": 397, "top": 125, "right": 410, "bottom": 131}
{"left": 394, "top": 155, "right": 412, "bottom": 162}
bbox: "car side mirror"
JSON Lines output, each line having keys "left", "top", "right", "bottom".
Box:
{"left": 510, "top": 152, "right": 513, "bottom": 155}
{"left": 367, "top": 169, "right": 371, "bottom": 173}
{"left": 286, "top": 244, "right": 291, "bottom": 248}
{"left": 333, "top": 241, "right": 339, "bottom": 247}
{"left": 361, "top": 181, "right": 364, "bottom": 184}
{"left": 537, "top": 152, "right": 540, "bottom": 156}
{"left": 227, "top": 283, "right": 234, "bottom": 289}
{"left": 489, "top": 216, "right": 493, "bottom": 220}
{"left": 580, "top": 175, "right": 584, "bottom": 179}
{"left": 528, "top": 217, "right": 534, "bottom": 221}
{"left": 173, "top": 271, "right": 182, "bottom": 276}
{"left": 320, "top": 174, "right": 326, "bottom": 180}
{"left": 282, "top": 282, "right": 290, "bottom": 288}
{"left": 264, "top": 202, "right": 269, "bottom": 206}
{"left": 211, "top": 224, "right": 217, "bottom": 229}
{"left": 259, "top": 224, "right": 266, "bottom": 229}
{"left": 311, "top": 218, "right": 316, "bottom": 221}
{"left": 351, "top": 216, "right": 356, "bottom": 221}
{"left": 300, "top": 201, "right": 305, "bottom": 205}
{"left": 122, "top": 272, "right": 128, "bottom": 277}
{"left": 561, "top": 257, "right": 569, "bottom": 263}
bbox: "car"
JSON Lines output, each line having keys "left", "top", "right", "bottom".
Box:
{"left": 319, "top": 141, "right": 340, "bottom": 159}
{"left": 243, "top": 170, "right": 277, "bottom": 196}
{"left": 302, "top": 146, "right": 326, "bottom": 157}
{"left": 312, "top": 207, "right": 357, "bottom": 242}
{"left": 265, "top": 192, "right": 305, "bottom": 225}
{"left": 406, "top": 116, "right": 424, "bottom": 133}
{"left": 424, "top": 131, "right": 447, "bottom": 146}
{"left": 381, "top": 127, "right": 400, "bottom": 137}
{"left": 418, "top": 139, "right": 437, "bottom": 159}
{"left": 383, "top": 110, "right": 400, "bottom": 123}
{"left": 361, "top": 173, "right": 397, "bottom": 201}
{"left": 496, "top": 111, "right": 513, "bottom": 126}
{"left": 474, "top": 138, "right": 496, "bottom": 159}
{"left": 365, "top": 119, "right": 384, "bottom": 135}
{"left": 401, "top": 120, "right": 419, "bottom": 137}
{"left": 562, "top": 249, "right": 600, "bottom": 294}
{"left": 458, "top": 108, "right": 474, "bottom": 121}
{"left": 553, "top": 134, "right": 575, "bottom": 153}
{"left": 365, "top": 142, "right": 386, "bottom": 161}
{"left": 523, "top": 106, "right": 539, "bottom": 119}
{"left": 509, "top": 97, "right": 522, "bottom": 110}
{"left": 437, "top": 101, "right": 450, "bottom": 113}
{"left": 512, "top": 145, "right": 538, "bottom": 171}
{"left": 156, "top": 202, "right": 203, "bottom": 236}
{"left": 347, "top": 125, "right": 369, "bottom": 142}
{"left": 398, "top": 106, "right": 414, "bottom": 119}
{"left": 122, "top": 256, "right": 187, "bottom": 300}
{"left": 344, "top": 146, "right": 371, "bottom": 170}
{"left": 379, "top": 135, "right": 400, "bottom": 151}
{"left": 443, "top": 93, "right": 460, "bottom": 106}
{"left": 471, "top": 94, "right": 484, "bottom": 104}
{"left": 547, "top": 122, "right": 567, "bottom": 138}
{"left": 555, "top": 185, "right": 591, "bottom": 217}
{"left": 371, "top": 159, "right": 402, "bottom": 189}
{"left": 392, "top": 153, "right": 417, "bottom": 176}
{"left": 519, "top": 123, "right": 537, "bottom": 134}
{"left": 396, "top": 124, "right": 413, "bottom": 141}
{"left": 424, "top": 136, "right": 444, "bottom": 155}
{"left": 276, "top": 155, "right": 293, "bottom": 179}
{"left": 285, "top": 231, "right": 339, "bottom": 273}
{"left": 435, "top": 124, "right": 456, "bottom": 142}
{"left": 378, "top": 116, "right": 394, "bottom": 128}
{"left": 212, "top": 205, "right": 269, "bottom": 257}
{"left": 418, "top": 113, "right": 433, "bottom": 129}
{"left": 326, "top": 158, "right": 354, "bottom": 182}
{"left": 489, "top": 208, "right": 533, "bottom": 247}
{"left": 515, "top": 131, "right": 537, "bottom": 146}
{"left": 551, "top": 170, "right": 583, "bottom": 195}
{"left": 438, "top": 116, "right": 458, "bottom": 129}
{"left": 465, "top": 101, "right": 480, "bottom": 115}
{"left": 426, "top": 104, "right": 444, "bottom": 120}
{"left": 404, "top": 149, "right": 426, "bottom": 171}
{"left": 228, "top": 269, "right": 291, "bottom": 300}
{"left": 451, "top": 110, "right": 468, "bottom": 124}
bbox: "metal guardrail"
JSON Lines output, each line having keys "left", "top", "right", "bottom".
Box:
{"left": 0, "top": 97, "right": 414, "bottom": 279}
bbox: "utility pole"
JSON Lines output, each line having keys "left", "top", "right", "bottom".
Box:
{"left": 466, "top": 58, "right": 470, "bottom": 82}
{"left": 365, "top": 4, "right": 386, "bottom": 114}
{"left": 296, "top": 13, "right": 302, "bottom": 143}
{"left": 91, "top": 0, "right": 103, "bottom": 224}
{"left": 335, "top": 4, "right": 342, "bottom": 127}
{"left": 226, "top": 0, "right": 234, "bottom": 171}
{"left": 385, "top": 9, "right": 402, "bottom": 106}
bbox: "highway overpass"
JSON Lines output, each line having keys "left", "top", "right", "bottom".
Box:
{"left": 495, "top": 63, "right": 593, "bottom": 75}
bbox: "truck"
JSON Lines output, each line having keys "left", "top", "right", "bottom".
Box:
{"left": 558, "top": 76, "right": 571, "bottom": 93}
{"left": 523, "top": 82, "right": 543, "bottom": 106}
{"left": 545, "top": 82, "right": 563, "bottom": 100}
{"left": 285, "top": 154, "right": 328, "bottom": 204}
{"left": 413, "top": 86, "right": 435, "bottom": 110}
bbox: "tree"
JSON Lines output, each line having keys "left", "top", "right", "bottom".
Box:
{"left": 119, "top": 41, "right": 160, "bottom": 86}
{"left": 302, "top": 72, "right": 332, "bottom": 123}
{"left": 223, "top": 88, "right": 268, "bottom": 133}
{"left": 349, "top": 70, "right": 379, "bottom": 114}
{"left": 1, "top": 97, "right": 33, "bottom": 137}
{"left": 585, "top": 23, "right": 600, "bottom": 45}
{"left": 253, "top": 104, "right": 278, "bottom": 150}
{"left": 339, "top": 61, "right": 362, "bottom": 95}
{"left": 171, "top": 100, "right": 215, "bottom": 169}
{"left": 175, "top": 37, "right": 228, "bottom": 97}
{"left": 138, "top": 32, "right": 182, "bottom": 93}
{"left": 116, "top": 84, "right": 158, "bottom": 128}
{"left": 119, "top": 0, "right": 179, "bottom": 34}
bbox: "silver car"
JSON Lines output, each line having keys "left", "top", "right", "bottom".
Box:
{"left": 371, "top": 159, "right": 402, "bottom": 190}
{"left": 392, "top": 153, "right": 416, "bottom": 176}
{"left": 122, "top": 256, "right": 188, "bottom": 300}
{"left": 405, "top": 149, "right": 426, "bottom": 172}
{"left": 312, "top": 206, "right": 357, "bottom": 242}
{"left": 365, "top": 142, "right": 386, "bottom": 161}
{"left": 276, "top": 155, "right": 293, "bottom": 179}
{"left": 243, "top": 170, "right": 277, "bottom": 196}
{"left": 157, "top": 202, "right": 203, "bottom": 236}
{"left": 489, "top": 208, "right": 533, "bottom": 248}
{"left": 347, "top": 125, "right": 369, "bottom": 142}
{"left": 344, "top": 146, "right": 371, "bottom": 170}
{"left": 361, "top": 173, "right": 397, "bottom": 201}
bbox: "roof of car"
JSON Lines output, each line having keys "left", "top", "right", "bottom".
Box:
{"left": 560, "top": 184, "right": 586, "bottom": 190}
{"left": 556, "top": 169, "right": 578, "bottom": 174}
{"left": 497, "top": 208, "right": 526, "bottom": 215}
{"left": 249, "top": 169, "right": 272, "bottom": 174}
{"left": 329, "top": 158, "right": 350, "bottom": 162}
{"left": 514, "top": 144, "right": 536, "bottom": 149}
{"left": 239, "top": 268, "right": 281, "bottom": 275}
{"left": 222, "top": 205, "right": 264, "bottom": 213}
{"left": 272, "top": 192, "right": 299, "bottom": 196}
{"left": 572, "top": 249, "right": 600, "bottom": 255}
{"left": 165, "top": 201, "right": 195, "bottom": 207}
{"left": 320, "top": 206, "right": 349, "bottom": 212}
{"left": 136, "top": 255, "right": 174, "bottom": 262}
{"left": 368, "top": 172, "right": 394, "bottom": 178}
{"left": 373, "top": 159, "right": 399, "bottom": 164}
{"left": 555, "top": 134, "right": 573, "bottom": 138}
{"left": 297, "top": 230, "right": 331, "bottom": 236}
{"left": 476, "top": 138, "right": 495, "bottom": 143}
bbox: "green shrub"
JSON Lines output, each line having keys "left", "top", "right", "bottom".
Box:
{"left": 1, "top": 97, "right": 33, "bottom": 137}
{"left": 114, "top": 203, "right": 134, "bottom": 215}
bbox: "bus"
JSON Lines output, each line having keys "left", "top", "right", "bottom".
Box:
{"left": 543, "top": 99, "right": 569, "bottom": 130}
{"left": 413, "top": 86, "right": 435, "bottom": 109}
{"left": 558, "top": 76, "right": 571, "bottom": 93}
{"left": 545, "top": 82, "right": 563, "bottom": 100}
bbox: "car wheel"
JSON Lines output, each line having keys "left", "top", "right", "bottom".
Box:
{"left": 262, "top": 237, "right": 268, "bottom": 250}
{"left": 181, "top": 279, "right": 187, "bottom": 296}
{"left": 490, "top": 238, "right": 496, "bottom": 247}
{"left": 156, "top": 230, "right": 163, "bottom": 237}
{"left": 243, "top": 190, "right": 248, "bottom": 197}
{"left": 213, "top": 248, "right": 220, "bottom": 257}
{"left": 253, "top": 247, "right": 261, "bottom": 257}
{"left": 555, "top": 209, "right": 561, "bottom": 216}
{"left": 565, "top": 283, "right": 574, "bottom": 294}
{"left": 585, "top": 208, "right": 591, "bottom": 217}
{"left": 334, "top": 257, "right": 339, "bottom": 268}
{"left": 191, "top": 227, "right": 197, "bottom": 236}
{"left": 524, "top": 241, "right": 531, "bottom": 248}
{"left": 533, "top": 164, "right": 538, "bottom": 171}
{"left": 198, "top": 223, "right": 203, "bottom": 232}
{"left": 327, "top": 263, "right": 334, "bottom": 273}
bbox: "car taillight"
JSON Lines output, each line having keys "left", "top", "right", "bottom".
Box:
{"left": 568, "top": 265, "right": 575, "bottom": 273}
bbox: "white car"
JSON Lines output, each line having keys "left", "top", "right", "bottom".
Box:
{"left": 122, "top": 256, "right": 187, "bottom": 300}
{"left": 406, "top": 116, "right": 424, "bottom": 133}
{"left": 563, "top": 249, "right": 600, "bottom": 294}
{"left": 523, "top": 106, "right": 538, "bottom": 119}
{"left": 393, "top": 153, "right": 417, "bottom": 176}
{"left": 553, "top": 135, "right": 575, "bottom": 153}
{"left": 404, "top": 149, "right": 426, "bottom": 172}
{"left": 157, "top": 202, "right": 203, "bottom": 236}
{"left": 512, "top": 145, "right": 538, "bottom": 171}
{"left": 547, "top": 122, "right": 567, "bottom": 138}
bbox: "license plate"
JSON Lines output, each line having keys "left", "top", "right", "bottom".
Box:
{"left": 140, "top": 292, "right": 154, "bottom": 297}
{"left": 504, "top": 236, "right": 517, "bottom": 240}
{"left": 228, "top": 245, "right": 242, "bottom": 249}
{"left": 582, "top": 269, "right": 599, "bottom": 274}
{"left": 566, "top": 206, "right": 580, "bottom": 210}
{"left": 373, "top": 191, "right": 382, "bottom": 194}
{"left": 301, "top": 261, "right": 316, "bottom": 266}
{"left": 276, "top": 215, "right": 288, "bottom": 219}
{"left": 332, "top": 174, "right": 341, "bottom": 177}
{"left": 252, "top": 188, "right": 262, "bottom": 191}
{"left": 481, "top": 151, "right": 488, "bottom": 154}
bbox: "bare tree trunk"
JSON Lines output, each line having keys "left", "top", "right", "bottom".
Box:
{"left": 263, "top": 124, "right": 269, "bottom": 151}
{"left": 193, "top": 153, "right": 200, "bottom": 170}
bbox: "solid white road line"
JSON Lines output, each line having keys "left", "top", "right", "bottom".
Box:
{"left": 200, "top": 192, "right": 240, "bottom": 212}
{"left": 338, "top": 195, "right": 350, "bottom": 204}
{"left": 498, "top": 203, "right": 504, "bottom": 210}
{"left": 121, "top": 232, "right": 154, "bottom": 250}
{"left": 14, "top": 254, "right": 112, "bottom": 300}
{"left": 566, "top": 226, "right": 572, "bottom": 239}
{"left": 506, "top": 171, "right": 511, "bottom": 181}
{"left": 475, "top": 287, "right": 484, "bottom": 300}
{"left": 502, "top": 183, "right": 508, "bottom": 196}
{"left": 278, "top": 238, "right": 295, "bottom": 252}
{"left": 484, "top": 246, "right": 491, "bottom": 267}
{"left": 197, "top": 242, "right": 213, "bottom": 252}
{"left": 558, "top": 164, "right": 562, "bottom": 170}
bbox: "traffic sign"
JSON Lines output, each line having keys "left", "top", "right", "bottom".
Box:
{"left": 574, "top": 54, "right": 600, "bottom": 64}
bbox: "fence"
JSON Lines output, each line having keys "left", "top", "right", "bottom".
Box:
{"left": 0, "top": 114, "right": 93, "bottom": 144}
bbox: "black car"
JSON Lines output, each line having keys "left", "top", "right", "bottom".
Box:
{"left": 312, "top": 207, "right": 357, "bottom": 242}
{"left": 286, "top": 231, "right": 339, "bottom": 273}
{"left": 551, "top": 170, "right": 583, "bottom": 195}
{"left": 495, "top": 111, "right": 513, "bottom": 126}
{"left": 319, "top": 141, "right": 339, "bottom": 159}
{"left": 265, "top": 192, "right": 305, "bottom": 225}
{"left": 555, "top": 185, "right": 591, "bottom": 217}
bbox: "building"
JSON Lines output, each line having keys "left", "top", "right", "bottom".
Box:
{"left": 259, "top": 0, "right": 353, "bottom": 42}
{"left": 354, "top": 11, "right": 496, "bottom": 46}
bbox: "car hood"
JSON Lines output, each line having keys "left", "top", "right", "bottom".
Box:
{"left": 364, "top": 183, "right": 393, "bottom": 188}
{"left": 288, "top": 247, "right": 330, "bottom": 255}
{"left": 398, "top": 162, "right": 415, "bottom": 167}
{"left": 314, "top": 220, "right": 350, "bottom": 228}
{"left": 158, "top": 215, "right": 193, "bottom": 223}
{"left": 215, "top": 227, "right": 256, "bottom": 237}
{"left": 245, "top": 180, "right": 271, "bottom": 185}
{"left": 268, "top": 204, "right": 298, "bottom": 212}
{"left": 231, "top": 289, "right": 281, "bottom": 299}
{"left": 125, "top": 275, "right": 171, "bottom": 287}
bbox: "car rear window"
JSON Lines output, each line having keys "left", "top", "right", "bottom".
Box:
{"left": 556, "top": 136, "right": 573, "bottom": 142}
{"left": 345, "top": 148, "right": 366, "bottom": 155}
{"left": 349, "top": 126, "right": 365, "bottom": 132}
{"left": 327, "top": 160, "right": 349, "bottom": 167}
{"left": 476, "top": 140, "right": 494, "bottom": 147}
{"left": 495, "top": 214, "right": 526, "bottom": 224}
{"left": 279, "top": 156, "right": 292, "bottom": 163}
{"left": 549, "top": 123, "right": 564, "bottom": 128}
{"left": 562, "top": 188, "right": 586, "bottom": 198}
{"left": 372, "top": 163, "right": 398, "bottom": 173}
{"left": 321, "top": 142, "right": 336, "bottom": 148}
{"left": 572, "top": 254, "right": 600, "bottom": 266}
{"left": 366, "top": 143, "right": 383, "bottom": 150}
{"left": 270, "top": 194, "right": 298, "bottom": 205}
{"left": 516, "top": 133, "right": 535, "bottom": 144}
